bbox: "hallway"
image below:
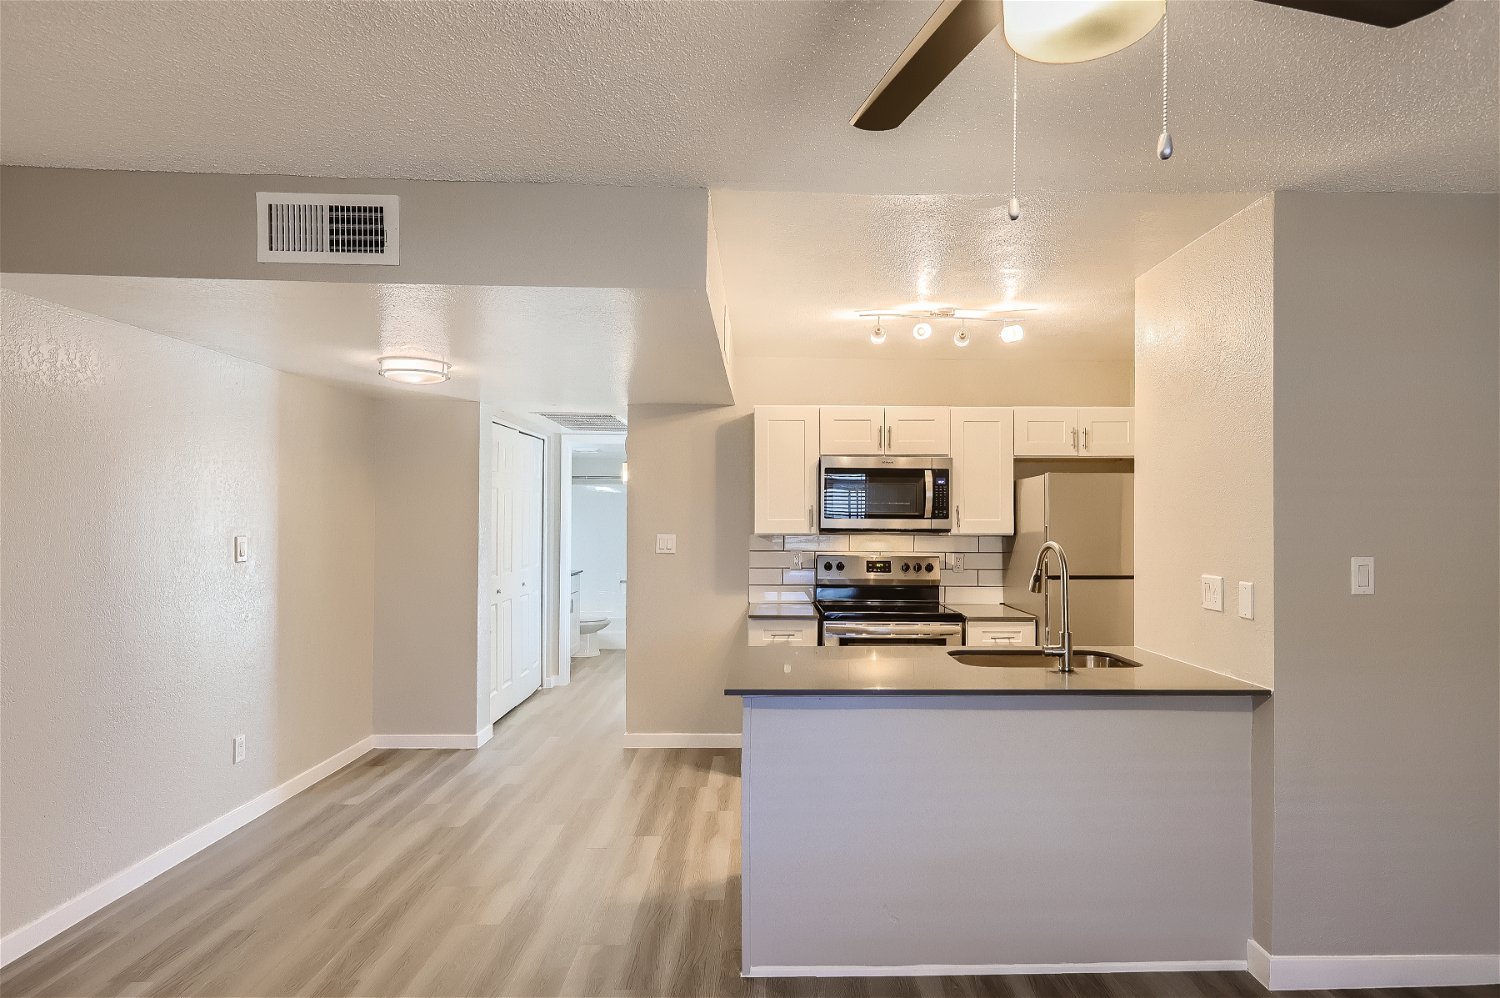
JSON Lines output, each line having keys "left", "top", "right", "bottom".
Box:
{"left": 2, "top": 654, "right": 1485, "bottom": 998}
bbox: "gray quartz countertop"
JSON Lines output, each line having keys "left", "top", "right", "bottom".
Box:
{"left": 747, "top": 602, "right": 818, "bottom": 620}
{"left": 948, "top": 602, "right": 1036, "bottom": 622}
{"left": 726, "top": 644, "right": 1268, "bottom": 696}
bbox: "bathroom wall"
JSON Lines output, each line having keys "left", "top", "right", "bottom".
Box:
{"left": 571, "top": 480, "right": 627, "bottom": 647}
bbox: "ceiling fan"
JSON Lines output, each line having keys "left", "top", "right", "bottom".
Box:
{"left": 851, "top": 0, "right": 1456, "bottom": 131}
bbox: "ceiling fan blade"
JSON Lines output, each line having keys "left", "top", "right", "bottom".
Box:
{"left": 1253, "top": 0, "right": 1455, "bottom": 28}
{"left": 851, "top": 0, "right": 1001, "bottom": 131}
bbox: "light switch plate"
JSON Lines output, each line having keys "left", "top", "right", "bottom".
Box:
{"left": 655, "top": 533, "right": 677, "bottom": 555}
{"left": 1350, "top": 556, "right": 1374, "bottom": 595}
{"left": 233, "top": 535, "right": 249, "bottom": 563}
{"left": 1201, "top": 575, "right": 1224, "bottom": 612}
{"left": 1238, "top": 582, "right": 1255, "bottom": 620}
{"left": 232, "top": 734, "right": 246, "bottom": 764}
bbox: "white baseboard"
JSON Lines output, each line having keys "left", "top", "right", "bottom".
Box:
{"left": 1247, "top": 939, "right": 1500, "bottom": 991}
{"left": 0, "top": 734, "right": 375, "bottom": 969}
{"left": 623, "top": 732, "right": 742, "bottom": 749}
{"left": 371, "top": 726, "right": 492, "bottom": 750}
{"left": 745, "top": 960, "right": 1247, "bottom": 978}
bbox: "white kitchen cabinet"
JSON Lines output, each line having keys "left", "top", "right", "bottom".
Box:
{"left": 748, "top": 619, "right": 818, "bottom": 647}
{"left": 819, "top": 406, "right": 885, "bottom": 455}
{"left": 965, "top": 620, "right": 1037, "bottom": 646}
{"left": 1014, "top": 406, "right": 1133, "bottom": 458}
{"left": 754, "top": 406, "right": 820, "bottom": 534}
{"left": 1013, "top": 407, "right": 1080, "bottom": 457}
{"left": 950, "top": 408, "right": 1015, "bottom": 535}
{"left": 820, "top": 405, "right": 950, "bottom": 456}
{"left": 884, "top": 406, "right": 951, "bottom": 455}
{"left": 1078, "top": 407, "right": 1135, "bottom": 456}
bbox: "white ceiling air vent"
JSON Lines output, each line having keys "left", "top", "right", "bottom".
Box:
{"left": 256, "top": 192, "right": 399, "bottom": 265}
{"left": 535, "top": 412, "right": 627, "bottom": 432}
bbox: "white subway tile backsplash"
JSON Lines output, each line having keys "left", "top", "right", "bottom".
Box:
{"left": 965, "top": 552, "right": 1006, "bottom": 571}
{"left": 977, "top": 570, "right": 1006, "bottom": 586}
{"left": 942, "top": 569, "right": 978, "bottom": 586}
{"left": 749, "top": 585, "right": 812, "bottom": 603}
{"left": 784, "top": 535, "right": 847, "bottom": 551}
{"left": 748, "top": 569, "right": 784, "bottom": 585}
{"left": 844, "top": 534, "right": 915, "bottom": 552}
{"left": 943, "top": 586, "right": 1007, "bottom": 604}
{"left": 750, "top": 535, "right": 785, "bottom": 551}
{"left": 749, "top": 551, "right": 797, "bottom": 569}
{"left": 923, "top": 535, "right": 980, "bottom": 552}
{"left": 782, "top": 569, "right": 815, "bottom": 585}
{"left": 979, "top": 535, "right": 1015, "bottom": 553}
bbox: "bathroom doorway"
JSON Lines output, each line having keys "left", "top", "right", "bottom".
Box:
{"left": 564, "top": 436, "right": 627, "bottom": 664}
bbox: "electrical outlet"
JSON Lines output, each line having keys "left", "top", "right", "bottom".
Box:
{"left": 1351, "top": 556, "right": 1374, "bottom": 595}
{"left": 232, "top": 734, "right": 246, "bottom": 764}
{"left": 949, "top": 553, "right": 965, "bottom": 571}
{"left": 1201, "top": 575, "right": 1224, "bottom": 612}
{"left": 233, "top": 535, "right": 249, "bottom": 563}
{"left": 1238, "top": 582, "right": 1255, "bottom": 620}
{"left": 655, "top": 533, "right": 676, "bottom": 555}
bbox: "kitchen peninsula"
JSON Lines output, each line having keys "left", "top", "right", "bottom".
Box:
{"left": 728, "top": 644, "right": 1267, "bottom": 977}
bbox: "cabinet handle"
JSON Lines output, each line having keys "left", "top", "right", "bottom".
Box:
{"left": 956, "top": 505, "right": 961, "bottom": 531}
{"left": 1081, "top": 426, "right": 1089, "bottom": 452}
{"left": 1071, "top": 427, "right": 1078, "bottom": 451}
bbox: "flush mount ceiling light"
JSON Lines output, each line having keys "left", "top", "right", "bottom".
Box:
{"left": 378, "top": 356, "right": 450, "bottom": 385}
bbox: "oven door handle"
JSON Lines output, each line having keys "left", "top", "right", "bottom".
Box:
{"left": 825, "top": 622, "right": 963, "bottom": 637}
{"left": 923, "top": 469, "right": 934, "bottom": 519}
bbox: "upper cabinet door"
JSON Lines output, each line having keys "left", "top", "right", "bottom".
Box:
{"left": 950, "top": 408, "right": 1015, "bottom": 535}
{"left": 1078, "top": 407, "right": 1134, "bottom": 457}
{"left": 885, "top": 406, "right": 951, "bottom": 455}
{"left": 819, "top": 406, "right": 885, "bottom": 455}
{"left": 1013, "top": 407, "right": 1079, "bottom": 457}
{"left": 755, "top": 406, "right": 820, "bottom": 534}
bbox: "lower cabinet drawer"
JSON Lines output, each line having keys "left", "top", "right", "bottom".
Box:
{"left": 748, "top": 619, "right": 818, "bottom": 647}
{"left": 965, "top": 621, "right": 1037, "bottom": 646}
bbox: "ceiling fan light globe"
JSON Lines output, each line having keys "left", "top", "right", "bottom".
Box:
{"left": 1002, "top": 0, "right": 1165, "bottom": 64}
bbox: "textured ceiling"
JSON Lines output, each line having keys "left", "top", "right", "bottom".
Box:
{"left": 2, "top": 0, "right": 1495, "bottom": 194}
{"left": 0, "top": 275, "right": 734, "bottom": 413}
{"left": 713, "top": 189, "right": 1262, "bottom": 360}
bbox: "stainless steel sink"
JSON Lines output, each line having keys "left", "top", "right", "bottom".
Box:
{"left": 948, "top": 649, "right": 1142, "bottom": 669}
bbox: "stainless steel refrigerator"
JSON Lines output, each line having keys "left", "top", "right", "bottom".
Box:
{"left": 1002, "top": 473, "right": 1133, "bottom": 646}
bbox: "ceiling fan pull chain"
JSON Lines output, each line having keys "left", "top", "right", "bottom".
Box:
{"left": 1157, "top": 3, "right": 1174, "bottom": 160}
{"left": 1008, "top": 50, "right": 1021, "bottom": 220}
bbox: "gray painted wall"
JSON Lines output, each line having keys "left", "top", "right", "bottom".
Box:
{"left": 1265, "top": 192, "right": 1499, "bottom": 956}
{"left": 0, "top": 291, "right": 377, "bottom": 935}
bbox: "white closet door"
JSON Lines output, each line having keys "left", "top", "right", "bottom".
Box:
{"left": 491, "top": 424, "right": 545, "bottom": 723}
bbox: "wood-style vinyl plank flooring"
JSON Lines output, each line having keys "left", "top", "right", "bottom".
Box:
{"left": 3, "top": 652, "right": 1492, "bottom": 998}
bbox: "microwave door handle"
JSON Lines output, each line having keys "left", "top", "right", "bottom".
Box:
{"left": 924, "top": 469, "right": 934, "bottom": 519}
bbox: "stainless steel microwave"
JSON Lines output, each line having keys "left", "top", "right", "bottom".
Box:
{"left": 819, "top": 456, "right": 953, "bottom": 532}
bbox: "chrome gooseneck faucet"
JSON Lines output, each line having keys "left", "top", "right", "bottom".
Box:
{"left": 1029, "top": 540, "right": 1074, "bottom": 673}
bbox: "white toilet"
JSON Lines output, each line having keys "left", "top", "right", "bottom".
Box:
{"left": 577, "top": 616, "right": 609, "bottom": 657}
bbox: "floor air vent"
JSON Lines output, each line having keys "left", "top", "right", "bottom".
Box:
{"left": 257, "top": 192, "right": 399, "bottom": 265}
{"left": 535, "top": 412, "right": 627, "bottom": 432}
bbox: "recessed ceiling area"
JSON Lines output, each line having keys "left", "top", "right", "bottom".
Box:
{"left": 1, "top": 1, "right": 1494, "bottom": 194}
{"left": 713, "top": 189, "right": 1262, "bottom": 361}
{"left": 0, "top": 275, "right": 734, "bottom": 413}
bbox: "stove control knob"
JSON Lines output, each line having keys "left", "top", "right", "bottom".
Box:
{"left": 835, "top": 561, "right": 845, "bottom": 571}
{"left": 925, "top": 562, "right": 936, "bottom": 573}
{"left": 901, "top": 562, "right": 910, "bottom": 573}
{"left": 823, "top": 561, "right": 833, "bottom": 571}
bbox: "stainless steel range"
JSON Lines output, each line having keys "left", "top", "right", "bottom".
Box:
{"left": 815, "top": 552, "right": 965, "bottom": 646}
